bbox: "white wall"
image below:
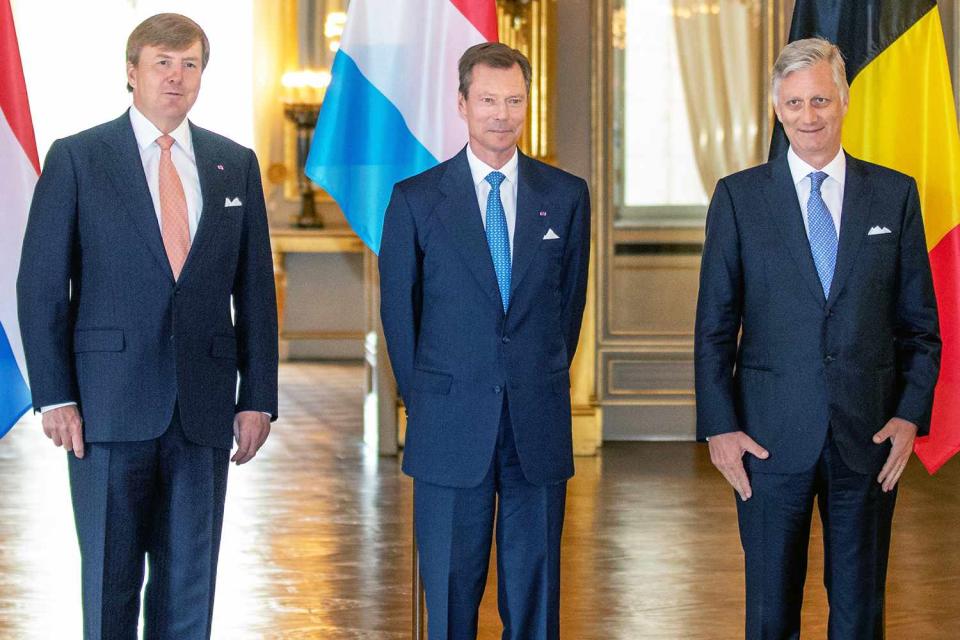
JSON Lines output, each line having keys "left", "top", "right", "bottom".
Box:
{"left": 11, "top": 0, "right": 254, "bottom": 163}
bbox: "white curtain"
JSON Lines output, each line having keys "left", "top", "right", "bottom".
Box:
{"left": 672, "top": 0, "right": 762, "bottom": 194}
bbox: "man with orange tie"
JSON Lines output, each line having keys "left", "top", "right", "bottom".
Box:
{"left": 16, "top": 14, "right": 277, "bottom": 640}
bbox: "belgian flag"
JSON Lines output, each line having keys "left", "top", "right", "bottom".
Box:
{"left": 771, "top": 1, "right": 960, "bottom": 473}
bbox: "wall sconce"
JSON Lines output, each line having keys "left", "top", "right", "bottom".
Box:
{"left": 324, "top": 10, "right": 347, "bottom": 50}
{"left": 281, "top": 69, "right": 331, "bottom": 228}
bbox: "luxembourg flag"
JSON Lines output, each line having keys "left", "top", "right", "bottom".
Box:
{"left": 305, "top": 0, "right": 498, "bottom": 253}
{"left": 0, "top": 0, "right": 37, "bottom": 438}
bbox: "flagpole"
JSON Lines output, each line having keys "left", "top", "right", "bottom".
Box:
{"left": 412, "top": 517, "right": 424, "bottom": 639}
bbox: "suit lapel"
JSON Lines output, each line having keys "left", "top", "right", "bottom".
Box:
{"left": 763, "top": 157, "right": 826, "bottom": 308}
{"left": 178, "top": 123, "right": 225, "bottom": 284}
{"left": 437, "top": 149, "right": 503, "bottom": 309}
{"left": 101, "top": 112, "right": 174, "bottom": 282}
{"left": 510, "top": 152, "right": 548, "bottom": 298}
{"left": 826, "top": 154, "right": 871, "bottom": 310}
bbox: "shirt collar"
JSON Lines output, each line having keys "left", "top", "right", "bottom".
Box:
{"left": 787, "top": 145, "right": 846, "bottom": 188}
{"left": 129, "top": 104, "right": 193, "bottom": 155}
{"left": 465, "top": 143, "right": 519, "bottom": 189}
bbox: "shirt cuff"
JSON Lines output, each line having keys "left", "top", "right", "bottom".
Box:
{"left": 40, "top": 402, "right": 77, "bottom": 413}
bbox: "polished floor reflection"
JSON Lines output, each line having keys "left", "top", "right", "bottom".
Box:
{"left": 1, "top": 362, "right": 958, "bottom": 638}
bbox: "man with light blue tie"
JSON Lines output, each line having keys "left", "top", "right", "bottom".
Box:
{"left": 695, "top": 38, "right": 940, "bottom": 638}
{"left": 379, "top": 43, "right": 591, "bottom": 639}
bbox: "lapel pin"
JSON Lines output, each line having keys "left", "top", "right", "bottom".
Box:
{"left": 539, "top": 210, "right": 547, "bottom": 217}
{"left": 216, "top": 164, "right": 224, "bottom": 171}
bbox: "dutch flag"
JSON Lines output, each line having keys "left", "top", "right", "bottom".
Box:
{"left": 305, "top": 0, "right": 498, "bottom": 253}
{"left": 0, "top": 0, "right": 36, "bottom": 437}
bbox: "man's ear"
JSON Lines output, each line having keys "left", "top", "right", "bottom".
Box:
{"left": 127, "top": 62, "right": 137, "bottom": 91}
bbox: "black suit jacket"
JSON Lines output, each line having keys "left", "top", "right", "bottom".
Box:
{"left": 17, "top": 112, "right": 278, "bottom": 450}
{"left": 379, "top": 148, "right": 591, "bottom": 488}
{"left": 695, "top": 153, "right": 940, "bottom": 475}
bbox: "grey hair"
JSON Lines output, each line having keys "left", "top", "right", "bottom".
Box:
{"left": 771, "top": 37, "right": 849, "bottom": 105}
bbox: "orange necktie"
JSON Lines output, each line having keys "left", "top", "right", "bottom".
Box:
{"left": 157, "top": 134, "right": 190, "bottom": 279}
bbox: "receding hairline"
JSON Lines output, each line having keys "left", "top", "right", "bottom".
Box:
{"left": 458, "top": 42, "right": 531, "bottom": 98}
{"left": 463, "top": 62, "right": 528, "bottom": 93}
{"left": 771, "top": 37, "right": 849, "bottom": 105}
{"left": 125, "top": 13, "right": 210, "bottom": 68}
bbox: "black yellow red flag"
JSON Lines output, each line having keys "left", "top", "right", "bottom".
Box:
{"left": 772, "top": 1, "right": 960, "bottom": 473}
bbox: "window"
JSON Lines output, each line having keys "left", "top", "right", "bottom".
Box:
{"left": 613, "top": 0, "right": 762, "bottom": 226}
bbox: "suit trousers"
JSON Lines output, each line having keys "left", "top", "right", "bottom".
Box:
{"left": 736, "top": 429, "right": 897, "bottom": 640}
{"left": 413, "top": 399, "right": 567, "bottom": 640}
{"left": 67, "top": 407, "right": 230, "bottom": 640}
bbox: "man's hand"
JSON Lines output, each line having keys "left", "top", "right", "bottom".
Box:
{"left": 42, "top": 405, "right": 84, "bottom": 458}
{"left": 873, "top": 417, "right": 917, "bottom": 493}
{"left": 708, "top": 431, "right": 769, "bottom": 501}
{"left": 232, "top": 411, "right": 271, "bottom": 465}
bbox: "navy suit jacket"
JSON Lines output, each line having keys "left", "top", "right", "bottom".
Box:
{"left": 695, "top": 153, "right": 940, "bottom": 475}
{"left": 17, "top": 112, "right": 278, "bottom": 450}
{"left": 379, "top": 147, "right": 590, "bottom": 488}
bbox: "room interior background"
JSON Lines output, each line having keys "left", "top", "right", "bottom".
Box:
{"left": 11, "top": 0, "right": 960, "bottom": 450}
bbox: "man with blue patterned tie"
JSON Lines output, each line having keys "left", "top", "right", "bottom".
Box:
{"left": 379, "top": 43, "right": 590, "bottom": 639}
{"left": 695, "top": 38, "right": 940, "bottom": 638}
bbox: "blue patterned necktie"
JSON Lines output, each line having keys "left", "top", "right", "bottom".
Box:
{"left": 806, "top": 171, "right": 838, "bottom": 299}
{"left": 484, "top": 171, "right": 511, "bottom": 312}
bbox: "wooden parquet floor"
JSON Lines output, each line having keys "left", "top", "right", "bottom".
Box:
{"left": 0, "top": 362, "right": 958, "bottom": 638}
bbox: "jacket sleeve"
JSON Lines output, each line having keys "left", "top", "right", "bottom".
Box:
{"left": 892, "top": 178, "right": 941, "bottom": 434}
{"left": 559, "top": 178, "right": 591, "bottom": 367}
{"left": 378, "top": 184, "right": 422, "bottom": 404}
{"left": 694, "top": 179, "right": 743, "bottom": 440}
{"left": 232, "top": 148, "right": 279, "bottom": 420}
{"left": 16, "top": 139, "right": 80, "bottom": 411}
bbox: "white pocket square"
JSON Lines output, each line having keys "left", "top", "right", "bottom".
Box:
{"left": 224, "top": 197, "right": 243, "bottom": 208}
{"left": 867, "top": 226, "right": 892, "bottom": 236}
{"left": 543, "top": 228, "right": 560, "bottom": 240}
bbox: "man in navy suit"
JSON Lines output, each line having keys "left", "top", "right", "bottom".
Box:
{"left": 695, "top": 38, "right": 940, "bottom": 638}
{"left": 379, "top": 43, "right": 590, "bottom": 639}
{"left": 16, "top": 14, "right": 277, "bottom": 640}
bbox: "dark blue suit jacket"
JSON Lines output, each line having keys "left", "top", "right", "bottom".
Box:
{"left": 379, "top": 148, "right": 590, "bottom": 488}
{"left": 695, "top": 153, "right": 941, "bottom": 475}
{"left": 17, "top": 112, "right": 278, "bottom": 450}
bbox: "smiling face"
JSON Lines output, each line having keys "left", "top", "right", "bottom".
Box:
{"left": 458, "top": 62, "right": 527, "bottom": 169}
{"left": 127, "top": 41, "right": 203, "bottom": 133}
{"left": 774, "top": 60, "right": 848, "bottom": 169}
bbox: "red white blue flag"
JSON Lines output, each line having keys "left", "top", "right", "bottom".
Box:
{"left": 305, "top": 0, "right": 498, "bottom": 253}
{"left": 0, "top": 0, "right": 37, "bottom": 437}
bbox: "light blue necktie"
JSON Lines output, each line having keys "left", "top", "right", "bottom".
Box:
{"left": 807, "top": 171, "right": 838, "bottom": 299}
{"left": 485, "top": 171, "right": 511, "bottom": 313}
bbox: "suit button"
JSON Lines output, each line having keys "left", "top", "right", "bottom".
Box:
{"left": 824, "top": 355, "right": 835, "bottom": 364}
{"left": 493, "top": 385, "right": 502, "bottom": 394}
{"left": 501, "top": 336, "right": 510, "bottom": 344}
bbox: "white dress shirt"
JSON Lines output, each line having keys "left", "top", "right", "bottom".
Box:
{"left": 466, "top": 143, "right": 519, "bottom": 260}
{"left": 787, "top": 146, "right": 846, "bottom": 237}
{"left": 129, "top": 105, "right": 204, "bottom": 241}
